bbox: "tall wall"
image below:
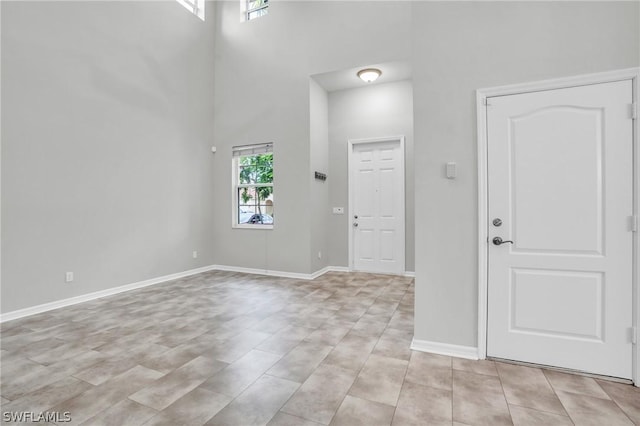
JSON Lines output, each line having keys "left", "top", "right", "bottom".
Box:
{"left": 412, "top": 1, "right": 640, "bottom": 347}
{"left": 1, "top": 1, "right": 217, "bottom": 312}
{"left": 309, "top": 79, "right": 329, "bottom": 273}
{"left": 327, "top": 81, "right": 414, "bottom": 272}
{"left": 3, "top": 0, "right": 637, "bottom": 344}
{"left": 210, "top": 1, "right": 412, "bottom": 274}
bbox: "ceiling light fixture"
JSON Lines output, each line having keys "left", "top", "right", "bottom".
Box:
{"left": 357, "top": 68, "right": 382, "bottom": 83}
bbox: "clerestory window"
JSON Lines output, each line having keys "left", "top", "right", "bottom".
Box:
{"left": 176, "top": 0, "right": 205, "bottom": 20}
{"left": 246, "top": 0, "right": 269, "bottom": 21}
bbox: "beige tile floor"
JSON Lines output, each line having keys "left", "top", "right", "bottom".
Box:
{"left": 1, "top": 271, "right": 638, "bottom": 425}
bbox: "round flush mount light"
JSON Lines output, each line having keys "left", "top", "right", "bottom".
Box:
{"left": 357, "top": 68, "right": 382, "bottom": 83}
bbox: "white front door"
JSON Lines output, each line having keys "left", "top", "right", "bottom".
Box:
{"left": 486, "top": 80, "right": 634, "bottom": 379}
{"left": 350, "top": 138, "right": 405, "bottom": 275}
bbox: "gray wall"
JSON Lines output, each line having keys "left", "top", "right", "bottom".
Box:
{"left": 327, "top": 81, "right": 414, "bottom": 272}
{"left": 309, "top": 79, "right": 329, "bottom": 273}
{"left": 210, "top": 1, "right": 411, "bottom": 274}
{"left": 2, "top": 0, "right": 637, "bottom": 349}
{"left": 412, "top": 1, "right": 640, "bottom": 347}
{"left": 1, "top": 1, "right": 217, "bottom": 312}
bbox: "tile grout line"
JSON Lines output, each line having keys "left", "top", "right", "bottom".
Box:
{"left": 200, "top": 303, "right": 309, "bottom": 424}
{"left": 122, "top": 288, "right": 291, "bottom": 423}
{"left": 19, "top": 273, "right": 628, "bottom": 426}
{"left": 275, "top": 279, "right": 367, "bottom": 425}
{"left": 505, "top": 402, "right": 573, "bottom": 419}
{"left": 495, "top": 363, "right": 516, "bottom": 425}
{"left": 449, "top": 356, "right": 454, "bottom": 425}
{"left": 253, "top": 274, "right": 366, "bottom": 425}
{"left": 379, "top": 283, "right": 412, "bottom": 424}
{"left": 390, "top": 332, "right": 413, "bottom": 425}
{"left": 595, "top": 381, "right": 637, "bottom": 425}
{"left": 328, "top": 281, "right": 409, "bottom": 425}
{"left": 540, "top": 369, "right": 575, "bottom": 424}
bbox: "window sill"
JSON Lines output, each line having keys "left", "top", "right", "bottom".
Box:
{"left": 232, "top": 224, "right": 274, "bottom": 230}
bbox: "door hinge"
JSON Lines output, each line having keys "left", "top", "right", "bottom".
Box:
{"left": 482, "top": 98, "right": 491, "bottom": 107}
{"left": 630, "top": 215, "right": 638, "bottom": 232}
{"left": 630, "top": 103, "right": 637, "bottom": 120}
{"left": 630, "top": 327, "right": 637, "bottom": 345}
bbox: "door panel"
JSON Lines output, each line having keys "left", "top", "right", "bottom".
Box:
{"left": 511, "top": 106, "right": 604, "bottom": 254}
{"left": 352, "top": 139, "right": 404, "bottom": 274}
{"left": 487, "top": 80, "right": 633, "bottom": 379}
{"left": 379, "top": 169, "right": 396, "bottom": 218}
{"left": 380, "top": 230, "right": 395, "bottom": 261}
{"left": 510, "top": 268, "right": 603, "bottom": 340}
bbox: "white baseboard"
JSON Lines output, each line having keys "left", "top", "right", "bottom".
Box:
{"left": 310, "top": 266, "right": 334, "bottom": 279}
{"left": 0, "top": 264, "right": 390, "bottom": 323}
{"left": 212, "top": 264, "right": 310, "bottom": 280}
{"left": 347, "top": 267, "right": 414, "bottom": 278}
{"left": 321, "top": 266, "right": 350, "bottom": 274}
{"left": 213, "top": 264, "right": 350, "bottom": 280}
{"left": 0, "top": 265, "right": 218, "bottom": 323}
{"left": 411, "top": 338, "right": 479, "bottom": 360}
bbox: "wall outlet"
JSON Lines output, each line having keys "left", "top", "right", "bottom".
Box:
{"left": 192, "top": 251, "right": 198, "bottom": 259}
{"left": 332, "top": 207, "right": 344, "bottom": 214}
{"left": 65, "top": 272, "right": 74, "bottom": 283}
{"left": 318, "top": 251, "right": 322, "bottom": 259}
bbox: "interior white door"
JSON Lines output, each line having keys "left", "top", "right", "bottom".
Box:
{"left": 351, "top": 139, "right": 405, "bottom": 274}
{"left": 486, "top": 80, "right": 634, "bottom": 379}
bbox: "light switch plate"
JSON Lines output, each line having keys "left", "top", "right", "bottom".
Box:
{"left": 446, "top": 162, "right": 457, "bottom": 179}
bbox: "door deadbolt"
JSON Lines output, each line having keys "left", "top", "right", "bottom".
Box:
{"left": 492, "top": 218, "right": 502, "bottom": 227}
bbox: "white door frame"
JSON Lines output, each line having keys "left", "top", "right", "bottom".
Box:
{"left": 476, "top": 68, "right": 640, "bottom": 385}
{"left": 348, "top": 136, "right": 406, "bottom": 274}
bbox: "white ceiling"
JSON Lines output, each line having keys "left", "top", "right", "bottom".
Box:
{"left": 312, "top": 60, "right": 412, "bottom": 93}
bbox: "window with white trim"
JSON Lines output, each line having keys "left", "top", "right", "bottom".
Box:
{"left": 245, "top": 0, "right": 269, "bottom": 21}
{"left": 176, "top": 0, "right": 205, "bottom": 20}
{"left": 232, "top": 143, "right": 274, "bottom": 228}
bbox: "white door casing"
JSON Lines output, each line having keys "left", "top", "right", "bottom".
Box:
{"left": 349, "top": 137, "right": 405, "bottom": 275}
{"left": 479, "top": 74, "right": 637, "bottom": 380}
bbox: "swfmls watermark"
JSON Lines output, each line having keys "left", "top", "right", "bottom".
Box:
{"left": 2, "top": 411, "right": 72, "bottom": 423}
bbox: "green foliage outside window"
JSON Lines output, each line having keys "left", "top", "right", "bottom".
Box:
{"left": 239, "top": 154, "right": 273, "bottom": 215}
